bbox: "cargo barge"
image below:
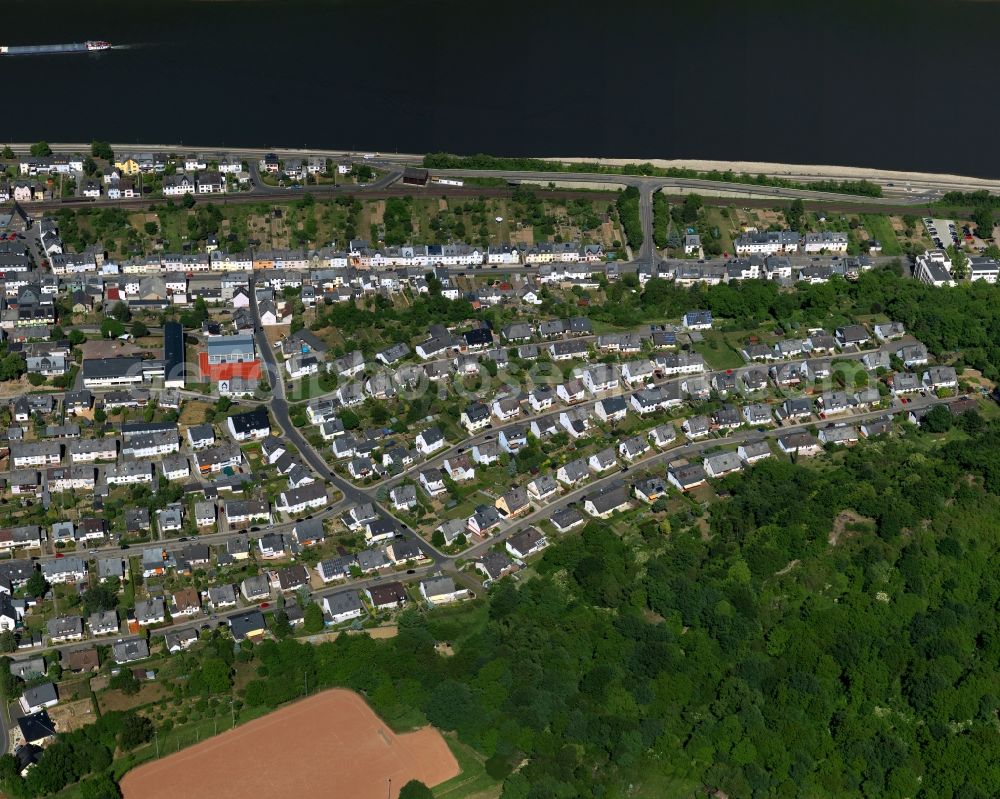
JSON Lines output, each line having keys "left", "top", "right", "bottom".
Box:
{"left": 0, "top": 41, "right": 111, "bottom": 56}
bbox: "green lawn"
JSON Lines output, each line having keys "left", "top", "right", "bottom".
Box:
{"left": 432, "top": 736, "right": 501, "bottom": 799}
{"left": 860, "top": 214, "right": 902, "bottom": 255}
{"left": 692, "top": 338, "right": 744, "bottom": 370}
{"left": 630, "top": 769, "right": 702, "bottom": 799}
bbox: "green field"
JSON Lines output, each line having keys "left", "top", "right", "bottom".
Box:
{"left": 860, "top": 214, "right": 903, "bottom": 255}
{"left": 692, "top": 335, "right": 744, "bottom": 370}
{"left": 433, "top": 737, "right": 501, "bottom": 799}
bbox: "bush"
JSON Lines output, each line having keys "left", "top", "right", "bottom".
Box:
{"left": 485, "top": 753, "right": 512, "bottom": 780}
{"left": 109, "top": 669, "right": 140, "bottom": 696}
{"left": 398, "top": 781, "right": 434, "bottom": 799}
{"left": 118, "top": 712, "right": 154, "bottom": 749}
{"left": 303, "top": 602, "right": 325, "bottom": 633}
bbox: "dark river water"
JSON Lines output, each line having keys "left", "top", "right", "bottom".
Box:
{"left": 6, "top": 0, "right": 1000, "bottom": 176}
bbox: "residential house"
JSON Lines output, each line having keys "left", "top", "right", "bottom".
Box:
{"left": 583, "top": 483, "right": 632, "bottom": 518}
{"left": 648, "top": 424, "right": 677, "bottom": 448}
{"left": 171, "top": 587, "right": 201, "bottom": 617}
{"left": 443, "top": 454, "right": 476, "bottom": 483}
{"left": 257, "top": 532, "right": 287, "bottom": 559}
{"left": 527, "top": 474, "right": 559, "bottom": 503}
{"left": 819, "top": 424, "right": 860, "bottom": 446}
{"left": 227, "top": 407, "right": 270, "bottom": 441}
{"left": 777, "top": 432, "right": 823, "bottom": 456}
{"left": 550, "top": 507, "right": 586, "bottom": 533}
{"left": 386, "top": 539, "right": 425, "bottom": 565}
{"left": 415, "top": 426, "right": 446, "bottom": 456}
{"left": 241, "top": 574, "right": 271, "bottom": 602}
{"left": 461, "top": 402, "right": 491, "bottom": 433}
{"left": 389, "top": 484, "right": 418, "bottom": 511}
{"left": 777, "top": 397, "right": 814, "bottom": 421}
{"left": 506, "top": 528, "right": 548, "bottom": 559}
{"left": 228, "top": 610, "right": 267, "bottom": 642}
{"left": 557, "top": 458, "right": 590, "bottom": 486}
{"left": 667, "top": 462, "right": 708, "bottom": 492}
{"left": 682, "top": 415, "right": 711, "bottom": 439}
{"left": 419, "top": 468, "right": 446, "bottom": 497}
{"left": 897, "top": 343, "right": 929, "bottom": 368}
{"left": 713, "top": 404, "right": 743, "bottom": 431}
{"left": 112, "top": 638, "right": 150, "bottom": 664}
{"left": 743, "top": 403, "right": 774, "bottom": 426}
{"left": 704, "top": 451, "right": 743, "bottom": 478}
{"left": 618, "top": 435, "right": 649, "bottom": 462}
{"left": 467, "top": 505, "right": 502, "bottom": 536}
{"left": 47, "top": 616, "right": 84, "bottom": 643}
{"left": 496, "top": 486, "right": 530, "bottom": 518}
{"left": 874, "top": 322, "right": 905, "bottom": 341}
{"left": 420, "top": 576, "right": 468, "bottom": 605}
{"left": 20, "top": 683, "right": 59, "bottom": 715}
{"left": 471, "top": 441, "right": 499, "bottom": 465}
{"left": 835, "top": 325, "right": 870, "bottom": 348}
{"left": 499, "top": 424, "right": 529, "bottom": 454}
{"left": 134, "top": 597, "right": 166, "bottom": 626}
{"left": 633, "top": 476, "right": 667, "bottom": 504}
{"left": 366, "top": 582, "right": 409, "bottom": 611}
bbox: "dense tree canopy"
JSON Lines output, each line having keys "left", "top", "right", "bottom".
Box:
{"left": 194, "top": 420, "right": 1000, "bottom": 798}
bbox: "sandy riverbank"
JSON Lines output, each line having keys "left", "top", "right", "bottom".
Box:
{"left": 547, "top": 157, "right": 1000, "bottom": 190}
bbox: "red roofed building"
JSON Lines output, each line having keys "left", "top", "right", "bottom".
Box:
{"left": 199, "top": 334, "right": 260, "bottom": 383}
{"left": 198, "top": 354, "right": 261, "bottom": 382}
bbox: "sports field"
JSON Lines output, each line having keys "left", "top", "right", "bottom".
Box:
{"left": 119, "top": 689, "right": 459, "bottom": 799}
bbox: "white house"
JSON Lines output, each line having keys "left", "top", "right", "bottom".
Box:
{"left": 595, "top": 396, "right": 628, "bottom": 423}
{"left": 703, "top": 451, "right": 743, "bottom": 478}
{"left": 415, "top": 427, "right": 446, "bottom": 455}
{"left": 420, "top": 576, "right": 468, "bottom": 605}
{"left": 582, "top": 365, "right": 618, "bottom": 394}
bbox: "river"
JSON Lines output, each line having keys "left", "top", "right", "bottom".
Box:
{"left": 5, "top": 0, "right": 1000, "bottom": 176}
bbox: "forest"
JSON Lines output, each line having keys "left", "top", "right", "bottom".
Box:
{"left": 198, "top": 422, "right": 1000, "bottom": 799}
{"left": 11, "top": 419, "right": 995, "bottom": 798}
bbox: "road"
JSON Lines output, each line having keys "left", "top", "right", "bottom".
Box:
{"left": 11, "top": 137, "right": 1000, "bottom": 292}
{"left": 450, "top": 391, "right": 955, "bottom": 563}
{"left": 33, "top": 498, "right": 351, "bottom": 564}
{"left": 8, "top": 142, "right": 996, "bottom": 288}
{"left": 344, "top": 334, "right": 921, "bottom": 498}
{"left": 19, "top": 141, "right": 1000, "bottom": 195}
{"left": 245, "top": 273, "right": 451, "bottom": 570}
{"left": 6, "top": 383, "right": 957, "bottom": 669}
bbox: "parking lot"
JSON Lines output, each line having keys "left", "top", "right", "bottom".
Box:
{"left": 924, "top": 217, "right": 958, "bottom": 249}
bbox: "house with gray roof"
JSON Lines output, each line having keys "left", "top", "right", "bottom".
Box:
{"left": 550, "top": 507, "right": 585, "bottom": 533}
{"left": 134, "top": 597, "right": 166, "bottom": 626}
{"left": 738, "top": 440, "right": 772, "bottom": 464}
{"left": 322, "top": 591, "right": 364, "bottom": 624}
{"left": 47, "top": 615, "right": 84, "bottom": 643}
{"left": 704, "top": 451, "right": 743, "bottom": 478}
{"left": 240, "top": 574, "right": 271, "bottom": 601}
{"left": 112, "top": 637, "right": 150, "bottom": 664}
{"left": 207, "top": 583, "right": 238, "bottom": 608}
{"left": 419, "top": 575, "right": 468, "bottom": 605}
{"left": 89, "top": 610, "right": 119, "bottom": 636}
{"left": 583, "top": 482, "right": 632, "bottom": 518}
{"left": 556, "top": 457, "right": 590, "bottom": 486}
{"left": 818, "top": 425, "right": 860, "bottom": 445}
{"left": 20, "top": 683, "right": 58, "bottom": 714}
